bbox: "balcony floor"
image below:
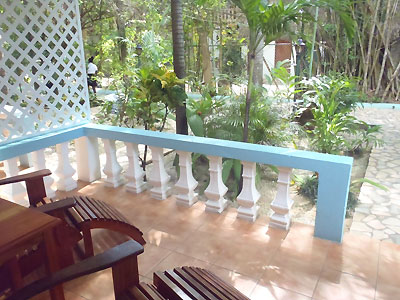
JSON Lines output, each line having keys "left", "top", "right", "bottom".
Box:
{"left": 23, "top": 180, "right": 400, "bottom": 300}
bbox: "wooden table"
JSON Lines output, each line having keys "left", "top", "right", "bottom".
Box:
{"left": 0, "top": 198, "right": 64, "bottom": 299}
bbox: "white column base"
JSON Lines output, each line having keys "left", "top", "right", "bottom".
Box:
{"left": 269, "top": 211, "right": 292, "bottom": 230}
{"left": 176, "top": 191, "right": 198, "bottom": 207}
{"left": 237, "top": 205, "right": 260, "bottom": 222}
{"left": 205, "top": 197, "right": 228, "bottom": 213}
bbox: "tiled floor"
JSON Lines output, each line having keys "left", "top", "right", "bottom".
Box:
{"left": 24, "top": 180, "right": 400, "bottom": 299}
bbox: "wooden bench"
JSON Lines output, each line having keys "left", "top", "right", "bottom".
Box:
{"left": 0, "top": 170, "right": 146, "bottom": 259}
{"left": 7, "top": 241, "right": 250, "bottom": 300}
{"left": 65, "top": 195, "right": 146, "bottom": 257}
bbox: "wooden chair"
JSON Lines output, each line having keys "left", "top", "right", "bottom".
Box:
{"left": 0, "top": 169, "right": 146, "bottom": 259}
{"left": 7, "top": 240, "right": 250, "bottom": 300}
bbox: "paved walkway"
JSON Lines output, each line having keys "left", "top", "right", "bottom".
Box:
{"left": 350, "top": 106, "right": 400, "bottom": 244}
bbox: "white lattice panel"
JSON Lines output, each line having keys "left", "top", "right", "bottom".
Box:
{"left": 0, "top": 0, "right": 90, "bottom": 143}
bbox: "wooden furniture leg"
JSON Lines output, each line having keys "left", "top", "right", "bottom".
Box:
{"left": 43, "top": 229, "right": 65, "bottom": 300}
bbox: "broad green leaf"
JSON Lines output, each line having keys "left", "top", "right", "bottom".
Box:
{"left": 188, "top": 114, "right": 204, "bottom": 137}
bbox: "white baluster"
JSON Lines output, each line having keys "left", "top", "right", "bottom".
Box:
{"left": 75, "top": 136, "right": 101, "bottom": 182}
{"left": 102, "top": 139, "right": 124, "bottom": 188}
{"left": 270, "top": 167, "right": 293, "bottom": 230}
{"left": 175, "top": 151, "right": 198, "bottom": 206}
{"left": 19, "top": 154, "right": 31, "bottom": 168}
{"left": 54, "top": 142, "right": 77, "bottom": 191}
{"left": 31, "top": 149, "right": 55, "bottom": 198}
{"left": 204, "top": 156, "right": 228, "bottom": 213}
{"left": 148, "top": 146, "right": 170, "bottom": 200}
{"left": 125, "top": 142, "right": 146, "bottom": 193}
{"left": 237, "top": 161, "right": 260, "bottom": 221}
{"left": 1, "top": 157, "right": 26, "bottom": 201}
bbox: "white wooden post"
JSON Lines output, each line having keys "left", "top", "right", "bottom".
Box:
{"left": 102, "top": 139, "right": 124, "bottom": 188}
{"left": 125, "top": 142, "right": 146, "bottom": 193}
{"left": 175, "top": 151, "right": 198, "bottom": 206}
{"left": 204, "top": 156, "right": 228, "bottom": 213}
{"left": 31, "top": 149, "right": 56, "bottom": 198}
{"left": 75, "top": 136, "right": 101, "bottom": 182}
{"left": 148, "top": 147, "right": 170, "bottom": 200}
{"left": 270, "top": 167, "right": 293, "bottom": 230}
{"left": 1, "top": 157, "right": 26, "bottom": 201}
{"left": 55, "top": 142, "right": 77, "bottom": 191}
{"left": 237, "top": 161, "right": 260, "bottom": 221}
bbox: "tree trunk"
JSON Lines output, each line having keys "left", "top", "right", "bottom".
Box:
{"left": 198, "top": 27, "right": 212, "bottom": 84}
{"left": 114, "top": 0, "right": 127, "bottom": 63}
{"left": 243, "top": 29, "right": 257, "bottom": 143}
{"left": 171, "top": 0, "right": 188, "bottom": 134}
{"left": 253, "top": 34, "right": 264, "bottom": 85}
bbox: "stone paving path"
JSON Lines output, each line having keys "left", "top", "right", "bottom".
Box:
{"left": 350, "top": 106, "right": 400, "bottom": 244}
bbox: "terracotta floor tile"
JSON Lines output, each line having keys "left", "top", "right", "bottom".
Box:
{"left": 313, "top": 269, "right": 375, "bottom": 300}
{"left": 377, "top": 242, "right": 400, "bottom": 289}
{"left": 137, "top": 244, "right": 172, "bottom": 277}
{"left": 324, "top": 233, "right": 379, "bottom": 282}
{"left": 144, "top": 218, "right": 199, "bottom": 250}
{"left": 146, "top": 250, "right": 210, "bottom": 277}
{"left": 63, "top": 269, "right": 115, "bottom": 300}
{"left": 250, "top": 282, "right": 311, "bottom": 300}
{"left": 208, "top": 264, "right": 258, "bottom": 297}
{"left": 375, "top": 282, "right": 400, "bottom": 300}
{"left": 260, "top": 254, "right": 322, "bottom": 297}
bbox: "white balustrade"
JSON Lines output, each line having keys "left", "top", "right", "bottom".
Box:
{"left": 237, "top": 161, "right": 260, "bottom": 221}
{"left": 1, "top": 157, "right": 26, "bottom": 201}
{"left": 270, "top": 167, "right": 293, "bottom": 230}
{"left": 204, "top": 156, "right": 228, "bottom": 213}
{"left": 175, "top": 151, "right": 198, "bottom": 206}
{"left": 55, "top": 142, "right": 77, "bottom": 191}
{"left": 125, "top": 142, "right": 146, "bottom": 193}
{"left": 31, "top": 149, "right": 56, "bottom": 198}
{"left": 75, "top": 136, "right": 101, "bottom": 182}
{"left": 148, "top": 147, "right": 170, "bottom": 200}
{"left": 102, "top": 139, "right": 124, "bottom": 188}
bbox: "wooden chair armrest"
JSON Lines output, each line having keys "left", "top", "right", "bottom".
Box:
{"left": 7, "top": 240, "right": 144, "bottom": 300}
{"left": 0, "top": 169, "right": 52, "bottom": 186}
{"left": 33, "top": 198, "right": 76, "bottom": 214}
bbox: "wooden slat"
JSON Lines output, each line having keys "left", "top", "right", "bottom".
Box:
{"left": 75, "top": 196, "right": 97, "bottom": 220}
{"left": 84, "top": 197, "right": 110, "bottom": 219}
{"left": 127, "top": 286, "right": 151, "bottom": 300}
{"left": 191, "top": 268, "right": 240, "bottom": 300}
{"left": 95, "top": 199, "right": 121, "bottom": 220}
{"left": 174, "top": 268, "right": 218, "bottom": 300}
{"left": 71, "top": 201, "right": 91, "bottom": 222}
{"left": 138, "top": 283, "right": 166, "bottom": 300}
{"left": 153, "top": 271, "right": 193, "bottom": 300}
{"left": 201, "top": 269, "right": 249, "bottom": 299}
{"left": 66, "top": 207, "right": 85, "bottom": 226}
{"left": 164, "top": 270, "right": 207, "bottom": 300}
{"left": 79, "top": 196, "right": 102, "bottom": 219}
{"left": 192, "top": 268, "right": 249, "bottom": 300}
{"left": 181, "top": 267, "right": 230, "bottom": 300}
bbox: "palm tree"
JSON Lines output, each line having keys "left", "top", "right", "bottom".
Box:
{"left": 231, "top": 0, "right": 354, "bottom": 142}
{"left": 171, "top": 0, "right": 188, "bottom": 135}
